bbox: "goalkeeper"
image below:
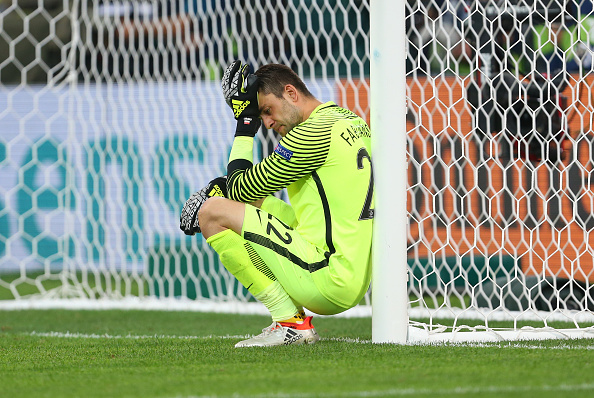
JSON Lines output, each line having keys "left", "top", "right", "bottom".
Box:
{"left": 180, "top": 61, "right": 374, "bottom": 347}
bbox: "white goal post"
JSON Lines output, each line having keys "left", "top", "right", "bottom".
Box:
{"left": 1, "top": 0, "right": 594, "bottom": 344}
{"left": 370, "top": 0, "right": 410, "bottom": 343}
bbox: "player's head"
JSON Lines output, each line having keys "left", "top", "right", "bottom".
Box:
{"left": 255, "top": 64, "right": 314, "bottom": 99}
{"left": 255, "top": 64, "right": 315, "bottom": 136}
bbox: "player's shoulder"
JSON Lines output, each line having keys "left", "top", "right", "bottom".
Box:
{"left": 314, "top": 102, "right": 361, "bottom": 121}
{"left": 296, "top": 102, "right": 362, "bottom": 133}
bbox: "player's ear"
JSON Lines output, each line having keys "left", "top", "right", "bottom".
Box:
{"left": 284, "top": 84, "right": 298, "bottom": 102}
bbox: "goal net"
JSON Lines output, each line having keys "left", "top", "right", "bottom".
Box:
{"left": 0, "top": 0, "right": 593, "bottom": 342}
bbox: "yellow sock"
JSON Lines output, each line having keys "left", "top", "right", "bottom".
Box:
{"left": 254, "top": 281, "right": 300, "bottom": 322}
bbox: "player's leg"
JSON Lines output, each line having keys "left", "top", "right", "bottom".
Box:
{"left": 232, "top": 205, "right": 351, "bottom": 347}
{"left": 198, "top": 196, "right": 244, "bottom": 237}
{"left": 199, "top": 197, "right": 301, "bottom": 322}
{"left": 200, "top": 198, "right": 340, "bottom": 347}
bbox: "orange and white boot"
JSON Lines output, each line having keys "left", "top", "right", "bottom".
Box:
{"left": 234, "top": 316, "right": 320, "bottom": 348}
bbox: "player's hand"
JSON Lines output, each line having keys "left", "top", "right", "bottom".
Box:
{"left": 222, "top": 61, "right": 262, "bottom": 138}
{"left": 222, "top": 60, "right": 260, "bottom": 119}
{"left": 180, "top": 176, "right": 227, "bottom": 235}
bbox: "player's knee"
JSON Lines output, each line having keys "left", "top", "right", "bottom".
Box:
{"left": 199, "top": 196, "right": 225, "bottom": 223}
{"left": 198, "top": 196, "right": 227, "bottom": 234}
{"left": 199, "top": 197, "right": 245, "bottom": 237}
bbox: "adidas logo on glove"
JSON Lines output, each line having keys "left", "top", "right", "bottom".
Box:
{"left": 232, "top": 99, "right": 250, "bottom": 118}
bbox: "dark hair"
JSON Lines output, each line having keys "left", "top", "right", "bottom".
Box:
{"left": 254, "top": 64, "right": 314, "bottom": 99}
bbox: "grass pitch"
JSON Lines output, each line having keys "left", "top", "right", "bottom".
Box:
{"left": 1, "top": 310, "right": 593, "bottom": 398}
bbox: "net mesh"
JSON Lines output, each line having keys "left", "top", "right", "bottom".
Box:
{"left": 1, "top": 0, "right": 593, "bottom": 337}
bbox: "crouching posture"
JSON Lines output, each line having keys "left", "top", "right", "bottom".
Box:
{"left": 180, "top": 61, "right": 374, "bottom": 347}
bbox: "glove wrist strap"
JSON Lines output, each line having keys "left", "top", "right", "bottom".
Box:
{"left": 235, "top": 117, "right": 261, "bottom": 137}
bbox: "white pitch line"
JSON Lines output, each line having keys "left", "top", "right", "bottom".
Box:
{"left": 25, "top": 332, "right": 371, "bottom": 343}
{"left": 179, "top": 383, "right": 594, "bottom": 398}
{"left": 26, "top": 331, "right": 250, "bottom": 340}
{"left": 20, "top": 332, "right": 594, "bottom": 351}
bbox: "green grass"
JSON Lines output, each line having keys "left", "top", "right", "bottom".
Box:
{"left": 1, "top": 310, "right": 594, "bottom": 398}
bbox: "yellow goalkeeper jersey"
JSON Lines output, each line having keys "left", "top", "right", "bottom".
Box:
{"left": 227, "top": 101, "right": 373, "bottom": 308}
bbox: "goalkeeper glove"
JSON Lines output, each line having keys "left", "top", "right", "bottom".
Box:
{"left": 179, "top": 176, "right": 227, "bottom": 235}
{"left": 221, "top": 60, "right": 262, "bottom": 137}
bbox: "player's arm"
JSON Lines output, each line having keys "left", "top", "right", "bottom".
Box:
{"left": 226, "top": 126, "right": 331, "bottom": 203}
{"left": 244, "top": 195, "right": 296, "bottom": 227}
{"left": 260, "top": 195, "right": 298, "bottom": 228}
{"left": 221, "top": 60, "right": 330, "bottom": 204}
